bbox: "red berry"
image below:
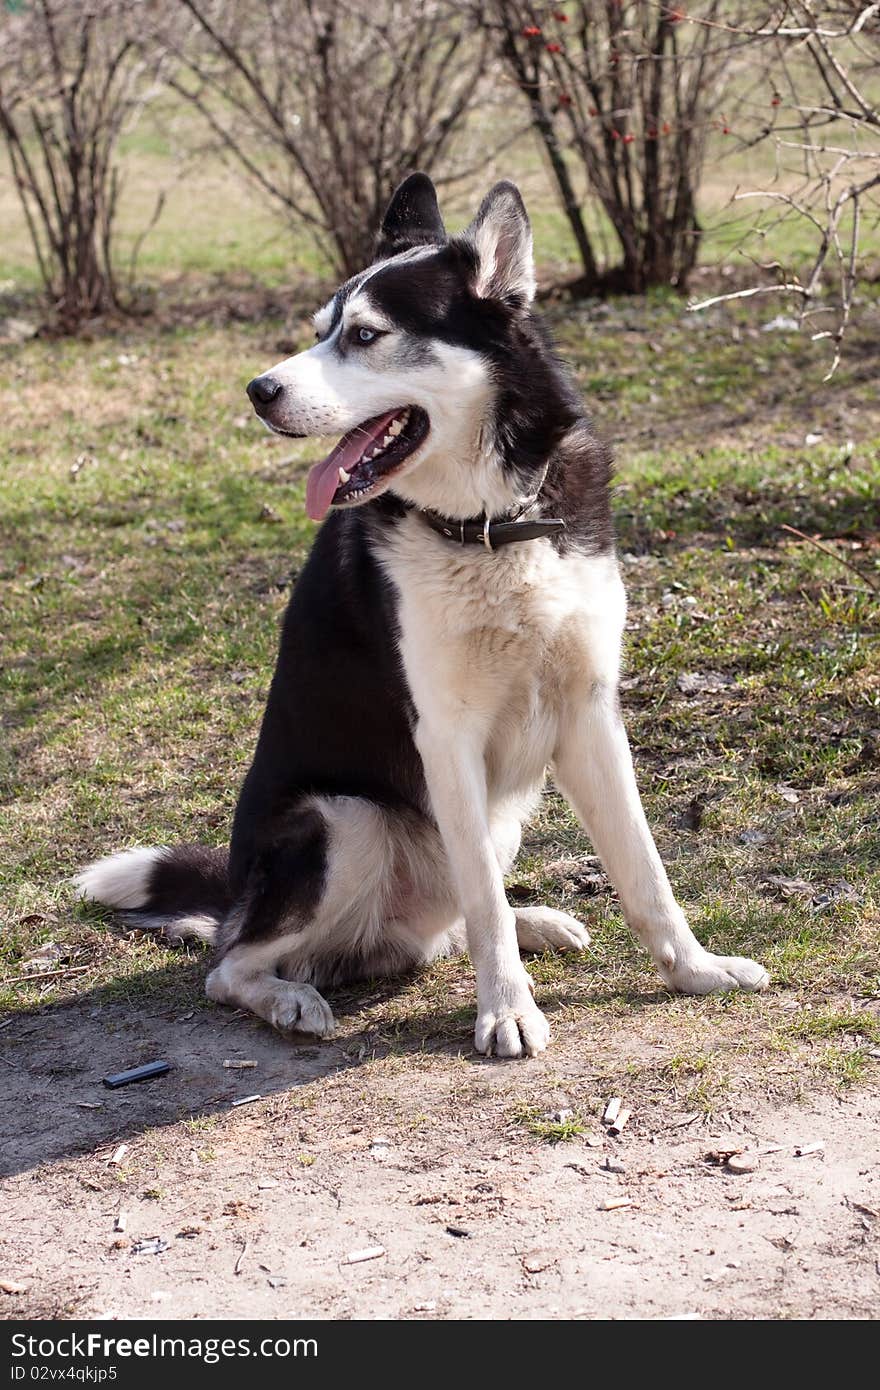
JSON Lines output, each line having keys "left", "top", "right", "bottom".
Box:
{"left": 647, "top": 127, "right": 657, "bottom": 138}
{"left": 662, "top": 121, "right": 671, "bottom": 134}
{"left": 546, "top": 41, "right": 561, "bottom": 52}
{"left": 558, "top": 92, "right": 572, "bottom": 106}
{"left": 554, "top": 10, "right": 568, "bottom": 20}
{"left": 722, "top": 126, "right": 730, "bottom": 135}
{"left": 623, "top": 133, "right": 634, "bottom": 144}
{"left": 521, "top": 25, "right": 542, "bottom": 38}
{"left": 611, "top": 129, "right": 621, "bottom": 140}
{"left": 589, "top": 107, "right": 598, "bottom": 116}
{"left": 771, "top": 95, "right": 781, "bottom": 106}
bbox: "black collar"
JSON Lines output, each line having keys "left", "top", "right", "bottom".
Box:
{"left": 418, "top": 503, "right": 565, "bottom": 551}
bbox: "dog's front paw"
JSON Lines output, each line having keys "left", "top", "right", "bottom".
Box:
{"left": 474, "top": 987, "right": 550, "bottom": 1059}
{"left": 660, "top": 949, "right": 769, "bottom": 996}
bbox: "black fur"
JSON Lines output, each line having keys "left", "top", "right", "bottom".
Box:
{"left": 227, "top": 512, "right": 428, "bottom": 916}
{"left": 143, "top": 845, "right": 229, "bottom": 918}
{"left": 112, "top": 174, "right": 614, "bottom": 954}
{"left": 374, "top": 171, "right": 446, "bottom": 260}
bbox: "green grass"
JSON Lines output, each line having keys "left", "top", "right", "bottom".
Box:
{"left": 512, "top": 1104, "right": 588, "bottom": 1143}
{"left": 790, "top": 1008, "right": 880, "bottom": 1042}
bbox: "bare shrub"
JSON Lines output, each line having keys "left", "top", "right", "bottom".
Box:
{"left": 483, "top": 2, "right": 751, "bottom": 292}
{"left": 689, "top": 2, "right": 880, "bottom": 376}
{"left": 160, "top": 0, "right": 492, "bottom": 278}
{"left": 0, "top": 0, "right": 165, "bottom": 331}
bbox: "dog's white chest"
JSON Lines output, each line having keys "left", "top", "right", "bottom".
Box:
{"left": 379, "top": 523, "right": 625, "bottom": 796}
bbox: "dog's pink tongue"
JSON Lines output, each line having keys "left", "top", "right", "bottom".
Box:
{"left": 305, "top": 409, "right": 401, "bottom": 522}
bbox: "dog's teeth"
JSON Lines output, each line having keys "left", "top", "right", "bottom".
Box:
{"left": 338, "top": 467, "right": 351, "bottom": 484}
{"left": 381, "top": 433, "right": 393, "bottom": 447}
{"left": 389, "top": 419, "right": 403, "bottom": 437}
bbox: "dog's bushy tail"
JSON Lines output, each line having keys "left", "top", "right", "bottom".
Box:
{"left": 74, "top": 845, "right": 230, "bottom": 944}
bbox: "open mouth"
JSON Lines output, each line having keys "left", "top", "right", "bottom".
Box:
{"left": 305, "top": 405, "right": 429, "bottom": 521}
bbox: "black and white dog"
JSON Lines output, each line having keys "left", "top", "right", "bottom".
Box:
{"left": 77, "top": 175, "right": 768, "bottom": 1058}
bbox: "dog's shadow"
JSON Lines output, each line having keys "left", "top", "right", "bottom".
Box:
{"left": 0, "top": 957, "right": 345, "bottom": 1181}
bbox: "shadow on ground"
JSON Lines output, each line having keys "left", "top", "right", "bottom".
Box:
{"left": 0, "top": 959, "right": 351, "bottom": 1180}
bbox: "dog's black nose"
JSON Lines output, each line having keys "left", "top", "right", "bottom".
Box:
{"left": 247, "top": 375, "right": 283, "bottom": 408}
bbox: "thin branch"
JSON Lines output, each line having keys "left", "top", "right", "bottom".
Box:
{"left": 780, "top": 524, "right": 880, "bottom": 594}
{"left": 688, "top": 281, "right": 807, "bottom": 311}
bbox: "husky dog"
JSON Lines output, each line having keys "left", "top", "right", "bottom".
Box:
{"left": 77, "top": 175, "right": 768, "bottom": 1058}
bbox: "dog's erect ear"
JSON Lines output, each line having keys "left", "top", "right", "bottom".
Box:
{"left": 461, "top": 181, "right": 536, "bottom": 304}
{"left": 374, "top": 172, "right": 447, "bottom": 260}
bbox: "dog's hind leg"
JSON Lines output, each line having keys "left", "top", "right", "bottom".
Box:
{"left": 513, "top": 907, "right": 591, "bottom": 954}
{"left": 205, "top": 803, "right": 337, "bottom": 1037}
{"left": 206, "top": 796, "right": 459, "bottom": 1038}
{"left": 490, "top": 809, "right": 590, "bottom": 954}
{"left": 206, "top": 942, "right": 337, "bottom": 1038}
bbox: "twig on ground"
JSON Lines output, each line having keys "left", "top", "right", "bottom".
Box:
{"left": 6, "top": 965, "right": 90, "bottom": 986}
{"left": 780, "top": 524, "right": 879, "bottom": 593}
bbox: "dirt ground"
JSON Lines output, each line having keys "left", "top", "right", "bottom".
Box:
{"left": 1, "top": 977, "right": 878, "bottom": 1322}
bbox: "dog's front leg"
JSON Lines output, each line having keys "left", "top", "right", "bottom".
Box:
{"left": 554, "top": 683, "right": 769, "bottom": 995}
{"left": 416, "top": 723, "right": 550, "bottom": 1057}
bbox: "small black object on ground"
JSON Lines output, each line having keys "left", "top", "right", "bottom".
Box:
{"left": 103, "top": 1060, "right": 171, "bottom": 1088}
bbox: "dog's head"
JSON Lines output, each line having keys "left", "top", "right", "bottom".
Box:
{"left": 247, "top": 175, "right": 579, "bottom": 521}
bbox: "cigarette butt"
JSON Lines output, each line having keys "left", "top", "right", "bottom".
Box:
{"left": 223, "top": 1060, "right": 257, "bottom": 1069}
{"left": 344, "top": 1245, "right": 386, "bottom": 1265}
{"left": 598, "top": 1196, "right": 632, "bottom": 1211}
{"left": 114, "top": 1212, "right": 128, "bottom": 1233}
{"left": 108, "top": 1144, "right": 127, "bottom": 1166}
{"left": 603, "top": 1097, "right": 622, "bottom": 1125}
{"left": 231, "top": 1094, "right": 262, "bottom": 1108}
{"left": 609, "top": 1108, "right": 632, "bottom": 1136}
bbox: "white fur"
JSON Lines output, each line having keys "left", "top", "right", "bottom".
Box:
{"left": 513, "top": 907, "right": 591, "bottom": 953}
{"left": 553, "top": 687, "right": 769, "bottom": 993}
{"left": 372, "top": 525, "right": 618, "bottom": 1056}
{"left": 74, "top": 847, "right": 163, "bottom": 910}
{"left": 133, "top": 912, "right": 218, "bottom": 944}
{"left": 202, "top": 788, "right": 595, "bottom": 1043}
{"left": 282, "top": 795, "right": 460, "bottom": 972}
{"left": 470, "top": 193, "right": 536, "bottom": 303}
{"left": 206, "top": 944, "right": 336, "bottom": 1038}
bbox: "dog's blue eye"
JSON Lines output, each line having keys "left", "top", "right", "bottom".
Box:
{"left": 358, "top": 327, "right": 377, "bottom": 343}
